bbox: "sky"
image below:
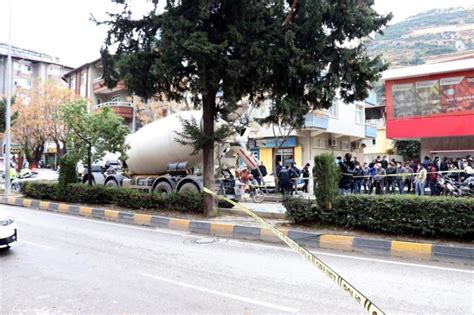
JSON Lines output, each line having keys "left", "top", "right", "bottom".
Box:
{"left": 0, "top": 0, "right": 473, "bottom": 68}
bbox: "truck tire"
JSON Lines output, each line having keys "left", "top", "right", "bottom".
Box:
{"left": 105, "top": 179, "right": 119, "bottom": 188}
{"left": 178, "top": 182, "right": 200, "bottom": 194}
{"left": 153, "top": 181, "right": 173, "bottom": 194}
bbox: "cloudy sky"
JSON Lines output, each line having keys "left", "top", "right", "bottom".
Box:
{"left": 0, "top": 0, "right": 473, "bottom": 68}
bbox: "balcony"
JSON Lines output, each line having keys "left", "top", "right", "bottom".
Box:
{"left": 303, "top": 112, "right": 329, "bottom": 129}
{"left": 365, "top": 124, "right": 377, "bottom": 138}
{"left": 94, "top": 101, "right": 133, "bottom": 119}
{"left": 93, "top": 78, "right": 127, "bottom": 95}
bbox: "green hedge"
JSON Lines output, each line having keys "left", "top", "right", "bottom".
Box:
{"left": 283, "top": 195, "right": 474, "bottom": 239}
{"left": 21, "top": 182, "right": 203, "bottom": 214}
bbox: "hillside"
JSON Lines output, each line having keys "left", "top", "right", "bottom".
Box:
{"left": 366, "top": 6, "right": 474, "bottom": 68}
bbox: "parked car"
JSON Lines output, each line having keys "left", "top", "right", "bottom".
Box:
{"left": 10, "top": 168, "right": 59, "bottom": 192}
{"left": 0, "top": 209, "right": 17, "bottom": 249}
{"left": 262, "top": 173, "right": 304, "bottom": 193}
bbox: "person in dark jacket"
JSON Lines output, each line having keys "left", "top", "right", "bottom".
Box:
{"left": 289, "top": 162, "right": 301, "bottom": 195}
{"left": 381, "top": 156, "right": 388, "bottom": 169}
{"left": 339, "top": 153, "right": 354, "bottom": 195}
{"left": 352, "top": 162, "right": 364, "bottom": 194}
{"left": 440, "top": 157, "right": 448, "bottom": 172}
{"left": 374, "top": 163, "right": 386, "bottom": 195}
{"left": 302, "top": 163, "right": 310, "bottom": 193}
{"left": 278, "top": 166, "right": 291, "bottom": 195}
{"left": 385, "top": 162, "right": 397, "bottom": 194}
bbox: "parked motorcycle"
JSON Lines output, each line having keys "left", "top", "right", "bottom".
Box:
{"left": 442, "top": 176, "right": 473, "bottom": 197}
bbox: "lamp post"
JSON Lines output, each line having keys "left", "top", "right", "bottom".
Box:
{"left": 4, "top": 0, "right": 12, "bottom": 195}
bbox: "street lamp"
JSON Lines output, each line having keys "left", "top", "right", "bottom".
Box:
{"left": 4, "top": 0, "right": 12, "bottom": 195}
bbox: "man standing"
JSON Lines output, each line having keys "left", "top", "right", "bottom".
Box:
{"left": 427, "top": 163, "right": 438, "bottom": 196}
{"left": 302, "top": 163, "right": 310, "bottom": 193}
{"left": 404, "top": 162, "right": 414, "bottom": 194}
{"left": 385, "top": 162, "right": 397, "bottom": 194}
{"left": 381, "top": 156, "right": 388, "bottom": 169}
{"left": 415, "top": 164, "right": 427, "bottom": 196}
{"left": 396, "top": 162, "right": 406, "bottom": 194}
{"left": 362, "top": 162, "right": 370, "bottom": 194}
{"left": 374, "top": 163, "right": 386, "bottom": 195}
{"left": 338, "top": 153, "right": 354, "bottom": 196}
{"left": 289, "top": 162, "right": 301, "bottom": 195}
{"left": 440, "top": 157, "right": 448, "bottom": 173}
{"left": 278, "top": 166, "right": 290, "bottom": 195}
{"left": 352, "top": 162, "right": 364, "bottom": 194}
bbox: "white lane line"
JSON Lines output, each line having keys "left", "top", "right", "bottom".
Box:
{"left": 231, "top": 240, "right": 474, "bottom": 274}
{"left": 139, "top": 272, "right": 298, "bottom": 313}
{"left": 20, "top": 240, "right": 54, "bottom": 250}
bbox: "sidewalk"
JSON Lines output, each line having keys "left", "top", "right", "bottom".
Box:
{"left": 2, "top": 195, "right": 473, "bottom": 264}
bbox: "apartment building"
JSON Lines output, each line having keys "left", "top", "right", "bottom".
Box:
{"left": 247, "top": 97, "right": 377, "bottom": 173}
{"left": 0, "top": 43, "right": 72, "bottom": 97}
{"left": 62, "top": 59, "right": 135, "bottom": 130}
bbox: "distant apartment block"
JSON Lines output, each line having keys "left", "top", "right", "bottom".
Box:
{"left": 0, "top": 43, "right": 72, "bottom": 97}
{"left": 62, "top": 59, "right": 135, "bottom": 130}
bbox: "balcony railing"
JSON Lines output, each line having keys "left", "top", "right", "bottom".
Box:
{"left": 94, "top": 101, "right": 132, "bottom": 110}
{"left": 303, "top": 112, "right": 329, "bottom": 129}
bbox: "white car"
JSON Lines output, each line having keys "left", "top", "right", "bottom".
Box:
{"left": 0, "top": 209, "right": 17, "bottom": 249}
{"left": 11, "top": 168, "right": 59, "bottom": 192}
{"left": 262, "top": 173, "right": 305, "bottom": 192}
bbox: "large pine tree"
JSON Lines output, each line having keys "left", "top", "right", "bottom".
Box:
{"left": 99, "top": 0, "right": 391, "bottom": 216}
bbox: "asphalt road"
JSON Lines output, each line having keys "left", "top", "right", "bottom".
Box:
{"left": 0, "top": 205, "right": 472, "bottom": 314}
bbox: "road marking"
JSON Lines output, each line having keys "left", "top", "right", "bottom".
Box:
{"left": 234, "top": 240, "right": 474, "bottom": 274}
{"left": 20, "top": 240, "right": 54, "bottom": 250}
{"left": 139, "top": 272, "right": 298, "bottom": 313}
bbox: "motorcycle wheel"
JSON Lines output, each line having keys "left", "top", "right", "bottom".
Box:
{"left": 252, "top": 190, "right": 265, "bottom": 203}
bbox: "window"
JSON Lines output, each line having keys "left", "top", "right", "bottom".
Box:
{"left": 342, "top": 141, "right": 350, "bottom": 150}
{"left": 327, "top": 101, "right": 338, "bottom": 118}
{"left": 80, "top": 72, "right": 87, "bottom": 97}
{"left": 250, "top": 149, "right": 259, "bottom": 161}
{"left": 372, "top": 139, "right": 376, "bottom": 146}
{"left": 275, "top": 148, "right": 294, "bottom": 167}
{"left": 70, "top": 76, "right": 76, "bottom": 91}
{"left": 314, "top": 138, "right": 327, "bottom": 149}
{"left": 355, "top": 105, "right": 364, "bottom": 124}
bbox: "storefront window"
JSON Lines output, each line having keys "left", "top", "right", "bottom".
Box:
{"left": 275, "top": 148, "right": 294, "bottom": 167}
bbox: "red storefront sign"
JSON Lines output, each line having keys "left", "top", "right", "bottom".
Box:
{"left": 385, "top": 69, "right": 474, "bottom": 139}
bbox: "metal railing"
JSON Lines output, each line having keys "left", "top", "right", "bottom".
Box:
{"left": 94, "top": 101, "right": 132, "bottom": 109}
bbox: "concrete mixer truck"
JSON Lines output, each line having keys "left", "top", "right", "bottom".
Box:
{"left": 82, "top": 111, "right": 259, "bottom": 202}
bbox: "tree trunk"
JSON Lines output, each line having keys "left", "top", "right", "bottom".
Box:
{"left": 202, "top": 93, "right": 216, "bottom": 217}
{"left": 55, "top": 141, "right": 61, "bottom": 170}
{"left": 87, "top": 145, "right": 93, "bottom": 186}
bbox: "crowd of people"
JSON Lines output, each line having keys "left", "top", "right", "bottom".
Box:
{"left": 338, "top": 154, "right": 473, "bottom": 196}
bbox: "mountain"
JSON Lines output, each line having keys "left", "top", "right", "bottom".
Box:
{"left": 366, "top": 6, "right": 474, "bottom": 68}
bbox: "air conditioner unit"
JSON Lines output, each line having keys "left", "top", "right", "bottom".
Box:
{"left": 329, "top": 139, "right": 337, "bottom": 147}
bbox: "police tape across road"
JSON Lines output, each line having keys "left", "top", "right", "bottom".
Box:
{"left": 202, "top": 187, "right": 385, "bottom": 315}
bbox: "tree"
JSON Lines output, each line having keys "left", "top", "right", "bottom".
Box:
{"left": 61, "top": 100, "right": 129, "bottom": 185}
{"left": 395, "top": 140, "right": 421, "bottom": 161}
{"left": 98, "top": 0, "right": 391, "bottom": 216}
{"left": 11, "top": 82, "right": 77, "bottom": 168}
{"left": 11, "top": 91, "right": 48, "bottom": 168}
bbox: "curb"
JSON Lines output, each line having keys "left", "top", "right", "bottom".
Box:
{"left": 3, "top": 196, "right": 473, "bottom": 264}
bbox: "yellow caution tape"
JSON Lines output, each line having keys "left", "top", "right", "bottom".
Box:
{"left": 203, "top": 187, "right": 385, "bottom": 315}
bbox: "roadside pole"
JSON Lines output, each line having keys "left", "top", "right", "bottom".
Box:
{"left": 4, "top": 0, "right": 12, "bottom": 196}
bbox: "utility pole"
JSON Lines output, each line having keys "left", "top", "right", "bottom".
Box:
{"left": 4, "top": 0, "right": 12, "bottom": 195}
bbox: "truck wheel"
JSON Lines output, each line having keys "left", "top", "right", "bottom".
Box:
{"left": 153, "top": 181, "right": 173, "bottom": 194}
{"left": 105, "top": 179, "right": 119, "bottom": 188}
{"left": 178, "top": 182, "right": 200, "bottom": 194}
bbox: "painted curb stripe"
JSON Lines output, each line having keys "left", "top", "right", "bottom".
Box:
{"left": 168, "top": 218, "right": 190, "bottom": 231}
{"left": 104, "top": 209, "right": 119, "bottom": 220}
{"left": 210, "top": 222, "right": 234, "bottom": 237}
{"left": 189, "top": 221, "right": 211, "bottom": 234}
{"left": 234, "top": 225, "right": 260, "bottom": 240}
{"left": 58, "top": 203, "right": 69, "bottom": 214}
{"left": 39, "top": 201, "right": 50, "bottom": 210}
{"left": 287, "top": 230, "right": 320, "bottom": 247}
{"left": 134, "top": 213, "right": 152, "bottom": 225}
{"left": 118, "top": 212, "right": 134, "bottom": 224}
{"left": 92, "top": 208, "right": 105, "bottom": 219}
{"left": 260, "top": 227, "right": 284, "bottom": 243}
{"left": 320, "top": 235, "right": 354, "bottom": 251}
{"left": 7, "top": 197, "right": 16, "bottom": 205}
{"left": 22, "top": 199, "right": 32, "bottom": 207}
{"left": 49, "top": 203, "right": 59, "bottom": 211}
{"left": 79, "top": 207, "right": 93, "bottom": 217}
{"left": 353, "top": 238, "right": 391, "bottom": 255}
{"left": 150, "top": 216, "right": 170, "bottom": 228}
{"left": 432, "top": 245, "right": 474, "bottom": 260}
{"left": 391, "top": 241, "right": 432, "bottom": 258}
{"left": 15, "top": 198, "right": 23, "bottom": 206}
